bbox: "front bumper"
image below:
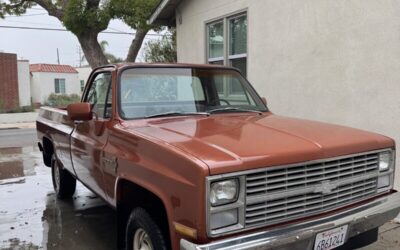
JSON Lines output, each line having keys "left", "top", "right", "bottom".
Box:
{"left": 181, "top": 192, "right": 400, "bottom": 250}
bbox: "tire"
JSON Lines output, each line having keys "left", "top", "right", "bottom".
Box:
{"left": 51, "top": 155, "right": 76, "bottom": 199}
{"left": 126, "top": 207, "right": 168, "bottom": 250}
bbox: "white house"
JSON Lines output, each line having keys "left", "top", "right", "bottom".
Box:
{"left": 30, "top": 64, "right": 80, "bottom": 104}
{"left": 75, "top": 66, "right": 92, "bottom": 92}
{"left": 150, "top": 0, "right": 400, "bottom": 187}
{"left": 17, "top": 60, "right": 31, "bottom": 107}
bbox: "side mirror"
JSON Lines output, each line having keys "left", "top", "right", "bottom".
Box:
{"left": 261, "top": 97, "right": 267, "bottom": 105}
{"left": 67, "top": 102, "right": 92, "bottom": 121}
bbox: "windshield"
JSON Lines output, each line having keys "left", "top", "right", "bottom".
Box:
{"left": 119, "top": 67, "right": 267, "bottom": 119}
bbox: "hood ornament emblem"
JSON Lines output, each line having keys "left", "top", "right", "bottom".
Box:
{"left": 313, "top": 180, "right": 337, "bottom": 195}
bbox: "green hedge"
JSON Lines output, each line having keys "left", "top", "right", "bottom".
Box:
{"left": 45, "top": 93, "right": 81, "bottom": 107}
{"left": 0, "top": 97, "right": 35, "bottom": 113}
{"left": 4, "top": 105, "right": 35, "bottom": 113}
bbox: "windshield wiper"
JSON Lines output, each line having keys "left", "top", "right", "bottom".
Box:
{"left": 208, "top": 107, "right": 263, "bottom": 115}
{"left": 145, "top": 111, "right": 210, "bottom": 119}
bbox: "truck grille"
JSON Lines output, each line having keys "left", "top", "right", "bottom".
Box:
{"left": 245, "top": 152, "right": 379, "bottom": 228}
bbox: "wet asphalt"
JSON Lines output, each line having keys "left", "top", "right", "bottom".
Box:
{"left": 0, "top": 129, "right": 117, "bottom": 249}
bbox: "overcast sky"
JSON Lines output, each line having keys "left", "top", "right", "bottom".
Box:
{"left": 0, "top": 7, "right": 163, "bottom": 67}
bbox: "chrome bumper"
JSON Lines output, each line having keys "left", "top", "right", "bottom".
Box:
{"left": 181, "top": 192, "right": 400, "bottom": 250}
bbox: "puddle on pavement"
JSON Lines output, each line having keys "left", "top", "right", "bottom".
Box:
{"left": 0, "top": 147, "right": 41, "bottom": 181}
{"left": 0, "top": 147, "right": 117, "bottom": 249}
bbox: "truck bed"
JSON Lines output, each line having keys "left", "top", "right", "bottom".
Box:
{"left": 36, "top": 106, "right": 76, "bottom": 175}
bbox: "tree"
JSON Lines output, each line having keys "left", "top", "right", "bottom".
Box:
{"left": 0, "top": 0, "right": 159, "bottom": 68}
{"left": 143, "top": 29, "right": 177, "bottom": 63}
{"left": 81, "top": 40, "right": 123, "bottom": 65}
{"left": 100, "top": 41, "right": 124, "bottom": 63}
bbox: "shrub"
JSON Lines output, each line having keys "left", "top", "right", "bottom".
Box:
{"left": 45, "top": 93, "right": 81, "bottom": 107}
{"left": 0, "top": 98, "right": 3, "bottom": 113}
{"left": 2, "top": 105, "right": 35, "bottom": 113}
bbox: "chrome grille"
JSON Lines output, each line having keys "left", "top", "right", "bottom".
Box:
{"left": 245, "top": 152, "right": 379, "bottom": 228}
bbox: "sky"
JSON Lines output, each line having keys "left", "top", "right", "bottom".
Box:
{"left": 0, "top": 7, "right": 163, "bottom": 67}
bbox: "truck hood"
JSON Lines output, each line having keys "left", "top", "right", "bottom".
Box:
{"left": 122, "top": 113, "right": 393, "bottom": 175}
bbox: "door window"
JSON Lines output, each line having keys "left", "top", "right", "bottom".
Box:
{"left": 85, "top": 72, "right": 112, "bottom": 119}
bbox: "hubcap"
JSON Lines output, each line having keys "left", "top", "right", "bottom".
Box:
{"left": 53, "top": 162, "right": 60, "bottom": 193}
{"left": 133, "top": 228, "right": 153, "bottom": 250}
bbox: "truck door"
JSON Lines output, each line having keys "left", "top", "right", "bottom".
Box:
{"left": 70, "top": 70, "right": 113, "bottom": 199}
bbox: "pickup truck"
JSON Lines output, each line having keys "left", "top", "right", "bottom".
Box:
{"left": 37, "top": 63, "right": 400, "bottom": 250}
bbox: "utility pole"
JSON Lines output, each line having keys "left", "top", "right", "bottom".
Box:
{"left": 77, "top": 46, "right": 82, "bottom": 67}
{"left": 56, "top": 48, "right": 60, "bottom": 64}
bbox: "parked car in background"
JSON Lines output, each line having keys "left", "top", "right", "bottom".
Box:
{"left": 37, "top": 63, "right": 400, "bottom": 250}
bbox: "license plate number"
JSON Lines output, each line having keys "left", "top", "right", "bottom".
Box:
{"left": 314, "top": 225, "right": 348, "bottom": 250}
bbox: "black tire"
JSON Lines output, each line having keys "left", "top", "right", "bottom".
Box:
{"left": 126, "top": 207, "right": 168, "bottom": 250}
{"left": 51, "top": 155, "right": 76, "bottom": 199}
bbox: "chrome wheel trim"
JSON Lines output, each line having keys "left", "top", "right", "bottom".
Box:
{"left": 133, "top": 228, "right": 153, "bottom": 250}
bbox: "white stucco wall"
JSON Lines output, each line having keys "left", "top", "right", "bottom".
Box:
{"left": 177, "top": 0, "right": 400, "bottom": 187}
{"left": 17, "top": 60, "right": 31, "bottom": 106}
{"left": 30, "top": 72, "right": 80, "bottom": 104}
{"left": 75, "top": 66, "right": 92, "bottom": 92}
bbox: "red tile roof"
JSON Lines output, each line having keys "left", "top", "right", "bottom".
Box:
{"left": 29, "top": 64, "right": 78, "bottom": 73}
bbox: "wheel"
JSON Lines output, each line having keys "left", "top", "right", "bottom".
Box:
{"left": 51, "top": 155, "right": 76, "bottom": 199}
{"left": 126, "top": 207, "right": 168, "bottom": 250}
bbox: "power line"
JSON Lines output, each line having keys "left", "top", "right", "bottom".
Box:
{"left": 0, "top": 25, "right": 167, "bottom": 36}
{"left": 1, "top": 19, "right": 64, "bottom": 28}
{"left": 4, "top": 13, "right": 48, "bottom": 17}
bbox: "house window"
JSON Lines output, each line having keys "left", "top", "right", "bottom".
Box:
{"left": 208, "top": 21, "right": 224, "bottom": 65}
{"left": 54, "top": 79, "right": 66, "bottom": 94}
{"left": 207, "top": 13, "right": 247, "bottom": 77}
{"left": 229, "top": 15, "right": 247, "bottom": 77}
{"left": 80, "top": 80, "right": 85, "bottom": 92}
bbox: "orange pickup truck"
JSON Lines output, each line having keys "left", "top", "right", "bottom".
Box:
{"left": 37, "top": 63, "right": 400, "bottom": 250}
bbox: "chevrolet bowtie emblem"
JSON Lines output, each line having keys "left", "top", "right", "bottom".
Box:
{"left": 313, "top": 180, "right": 337, "bottom": 195}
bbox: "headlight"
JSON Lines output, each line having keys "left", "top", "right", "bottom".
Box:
{"left": 377, "top": 150, "right": 395, "bottom": 189}
{"left": 210, "top": 179, "right": 239, "bottom": 206}
{"left": 210, "top": 209, "right": 238, "bottom": 229}
{"left": 379, "top": 151, "right": 392, "bottom": 171}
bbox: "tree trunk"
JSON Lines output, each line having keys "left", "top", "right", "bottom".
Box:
{"left": 78, "top": 32, "right": 109, "bottom": 68}
{"left": 126, "top": 28, "right": 148, "bottom": 62}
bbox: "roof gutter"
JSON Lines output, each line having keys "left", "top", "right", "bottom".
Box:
{"left": 148, "top": 0, "right": 171, "bottom": 25}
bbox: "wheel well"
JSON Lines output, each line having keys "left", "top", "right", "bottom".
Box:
{"left": 42, "top": 137, "right": 54, "bottom": 167}
{"left": 117, "top": 180, "right": 171, "bottom": 249}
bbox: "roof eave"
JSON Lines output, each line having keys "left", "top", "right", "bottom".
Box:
{"left": 148, "top": 0, "right": 181, "bottom": 27}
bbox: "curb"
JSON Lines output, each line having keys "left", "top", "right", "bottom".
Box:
{"left": 0, "top": 122, "right": 36, "bottom": 129}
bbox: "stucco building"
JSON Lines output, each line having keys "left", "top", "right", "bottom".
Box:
{"left": 0, "top": 53, "right": 31, "bottom": 111}
{"left": 150, "top": 0, "right": 400, "bottom": 187}
{"left": 75, "top": 66, "right": 92, "bottom": 93}
{"left": 30, "top": 64, "right": 80, "bottom": 104}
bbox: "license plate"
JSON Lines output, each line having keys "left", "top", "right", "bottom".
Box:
{"left": 314, "top": 225, "right": 348, "bottom": 250}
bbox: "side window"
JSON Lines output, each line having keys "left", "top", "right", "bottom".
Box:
{"left": 54, "top": 78, "right": 66, "bottom": 94}
{"left": 80, "top": 80, "right": 85, "bottom": 92}
{"left": 85, "top": 72, "right": 112, "bottom": 119}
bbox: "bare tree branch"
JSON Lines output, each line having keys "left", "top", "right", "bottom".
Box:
{"left": 34, "top": 0, "right": 64, "bottom": 19}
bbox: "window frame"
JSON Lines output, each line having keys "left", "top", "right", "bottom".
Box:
{"left": 80, "top": 80, "right": 85, "bottom": 92}
{"left": 54, "top": 78, "right": 66, "bottom": 94}
{"left": 205, "top": 11, "right": 248, "bottom": 76}
{"left": 207, "top": 20, "right": 225, "bottom": 64}
{"left": 83, "top": 71, "right": 113, "bottom": 119}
